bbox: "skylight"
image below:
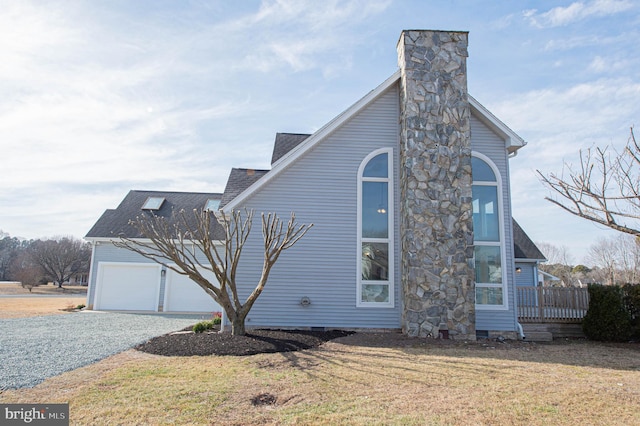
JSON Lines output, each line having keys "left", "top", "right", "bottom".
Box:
{"left": 204, "top": 199, "right": 221, "bottom": 211}
{"left": 142, "top": 196, "right": 165, "bottom": 210}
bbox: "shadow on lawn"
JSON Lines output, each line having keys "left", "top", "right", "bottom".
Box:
{"left": 329, "top": 332, "right": 640, "bottom": 372}
{"left": 136, "top": 325, "right": 639, "bottom": 372}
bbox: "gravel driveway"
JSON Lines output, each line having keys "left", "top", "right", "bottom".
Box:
{"left": 0, "top": 311, "right": 207, "bottom": 390}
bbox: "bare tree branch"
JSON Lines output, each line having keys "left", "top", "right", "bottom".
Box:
{"left": 114, "top": 209, "right": 312, "bottom": 335}
{"left": 537, "top": 127, "right": 640, "bottom": 237}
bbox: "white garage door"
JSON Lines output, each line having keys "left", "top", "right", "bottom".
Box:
{"left": 95, "top": 263, "right": 161, "bottom": 311}
{"left": 164, "top": 269, "right": 221, "bottom": 313}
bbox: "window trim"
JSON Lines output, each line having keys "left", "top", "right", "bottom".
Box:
{"left": 472, "top": 152, "right": 509, "bottom": 311}
{"left": 356, "top": 148, "right": 394, "bottom": 308}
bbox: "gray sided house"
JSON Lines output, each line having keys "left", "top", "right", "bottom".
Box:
{"left": 85, "top": 30, "right": 545, "bottom": 339}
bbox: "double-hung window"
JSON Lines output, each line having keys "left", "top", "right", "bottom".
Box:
{"left": 357, "top": 148, "right": 394, "bottom": 307}
{"left": 472, "top": 154, "right": 507, "bottom": 309}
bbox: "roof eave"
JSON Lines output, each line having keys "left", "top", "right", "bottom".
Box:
{"left": 85, "top": 236, "right": 225, "bottom": 244}
{"left": 515, "top": 257, "right": 547, "bottom": 263}
{"left": 468, "top": 95, "right": 526, "bottom": 154}
{"left": 222, "top": 70, "right": 402, "bottom": 213}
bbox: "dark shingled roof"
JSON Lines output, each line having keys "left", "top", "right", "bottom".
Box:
{"left": 219, "top": 168, "right": 270, "bottom": 208}
{"left": 270, "top": 133, "right": 311, "bottom": 164}
{"left": 86, "top": 190, "right": 224, "bottom": 239}
{"left": 219, "top": 133, "right": 309, "bottom": 209}
{"left": 513, "top": 219, "right": 546, "bottom": 261}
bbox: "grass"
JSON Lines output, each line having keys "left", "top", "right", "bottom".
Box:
{"left": 0, "top": 283, "right": 87, "bottom": 318}
{"left": 2, "top": 337, "right": 639, "bottom": 425}
{"left": 0, "top": 296, "right": 86, "bottom": 319}
{"left": 0, "top": 296, "right": 87, "bottom": 318}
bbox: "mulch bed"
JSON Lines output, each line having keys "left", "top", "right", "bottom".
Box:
{"left": 135, "top": 326, "right": 353, "bottom": 357}
{"left": 135, "top": 324, "right": 566, "bottom": 357}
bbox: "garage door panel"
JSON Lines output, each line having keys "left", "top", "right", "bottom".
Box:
{"left": 164, "top": 269, "right": 221, "bottom": 313}
{"left": 96, "top": 263, "right": 160, "bottom": 311}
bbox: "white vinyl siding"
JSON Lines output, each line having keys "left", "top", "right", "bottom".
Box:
{"left": 226, "top": 84, "right": 401, "bottom": 329}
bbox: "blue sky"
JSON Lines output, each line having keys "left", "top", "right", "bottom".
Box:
{"left": 1, "top": 0, "right": 638, "bottom": 264}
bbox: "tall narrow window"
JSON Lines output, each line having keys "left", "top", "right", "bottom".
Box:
{"left": 357, "top": 148, "right": 394, "bottom": 307}
{"left": 472, "top": 154, "right": 507, "bottom": 309}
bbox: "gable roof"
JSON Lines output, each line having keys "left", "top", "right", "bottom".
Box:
{"left": 85, "top": 190, "right": 224, "bottom": 240}
{"left": 221, "top": 71, "right": 526, "bottom": 212}
{"left": 513, "top": 219, "right": 546, "bottom": 261}
{"left": 219, "top": 168, "right": 270, "bottom": 208}
{"left": 271, "top": 133, "right": 311, "bottom": 164}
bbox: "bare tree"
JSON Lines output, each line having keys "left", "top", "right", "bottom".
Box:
{"left": 10, "top": 251, "right": 44, "bottom": 292}
{"left": 535, "top": 241, "right": 574, "bottom": 266}
{"left": 584, "top": 234, "right": 640, "bottom": 285}
{"left": 0, "top": 236, "right": 21, "bottom": 281}
{"left": 586, "top": 237, "right": 619, "bottom": 285}
{"left": 115, "top": 209, "right": 312, "bottom": 336}
{"left": 534, "top": 241, "right": 577, "bottom": 286}
{"left": 538, "top": 127, "right": 640, "bottom": 236}
{"left": 28, "top": 237, "right": 91, "bottom": 288}
{"left": 616, "top": 234, "right": 640, "bottom": 284}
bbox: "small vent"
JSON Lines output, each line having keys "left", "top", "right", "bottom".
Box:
{"left": 476, "top": 330, "right": 489, "bottom": 339}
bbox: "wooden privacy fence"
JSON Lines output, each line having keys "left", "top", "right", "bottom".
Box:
{"left": 517, "top": 286, "right": 590, "bottom": 323}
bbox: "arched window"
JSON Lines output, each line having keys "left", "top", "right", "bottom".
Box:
{"left": 472, "top": 154, "right": 507, "bottom": 309}
{"left": 357, "top": 148, "right": 394, "bottom": 307}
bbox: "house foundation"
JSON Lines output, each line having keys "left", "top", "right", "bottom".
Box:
{"left": 397, "top": 30, "right": 475, "bottom": 339}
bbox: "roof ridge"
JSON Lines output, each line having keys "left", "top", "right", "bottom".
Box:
{"left": 130, "top": 189, "right": 223, "bottom": 196}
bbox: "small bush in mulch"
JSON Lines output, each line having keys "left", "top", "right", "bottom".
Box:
{"left": 135, "top": 327, "right": 353, "bottom": 357}
{"left": 192, "top": 313, "right": 223, "bottom": 333}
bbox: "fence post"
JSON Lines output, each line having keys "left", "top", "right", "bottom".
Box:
{"left": 538, "top": 285, "right": 545, "bottom": 322}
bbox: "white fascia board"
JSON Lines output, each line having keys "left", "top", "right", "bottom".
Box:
{"left": 85, "top": 237, "right": 224, "bottom": 245}
{"left": 468, "top": 95, "right": 526, "bottom": 154}
{"left": 539, "top": 270, "right": 561, "bottom": 281}
{"left": 222, "top": 70, "right": 402, "bottom": 213}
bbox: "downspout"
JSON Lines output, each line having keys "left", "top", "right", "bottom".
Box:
{"left": 86, "top": 240, "right": 97, "bottom": 310}
{"left": 517, "top": 322, "right": 525, "bottom": 340}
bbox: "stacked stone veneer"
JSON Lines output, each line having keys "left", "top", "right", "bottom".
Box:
{"left": 397, "top": 30, "right": 475, "bottom": 339}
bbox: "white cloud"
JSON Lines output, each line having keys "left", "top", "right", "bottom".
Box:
{"left": 525, "top": 0, "right": 633, "bottom": 28}
{"left": 220, "top": 0, "right": 391, "bottom": 75}
{"left": 543, "top": 33, "right": 627, "bottom": 51}
{"left": 587, "top": 55, "right": 631, "bottom": 73}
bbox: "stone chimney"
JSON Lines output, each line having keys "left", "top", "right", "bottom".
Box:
{"left": 397, "top": 30, "right": 475, "bottom": 340}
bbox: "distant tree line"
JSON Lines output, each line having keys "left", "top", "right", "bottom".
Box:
{"left": 0, "top": 232, "right": 91, "bottom": 288}
{"left": 537, "top": 234, "right": 640, "bottom": 287}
